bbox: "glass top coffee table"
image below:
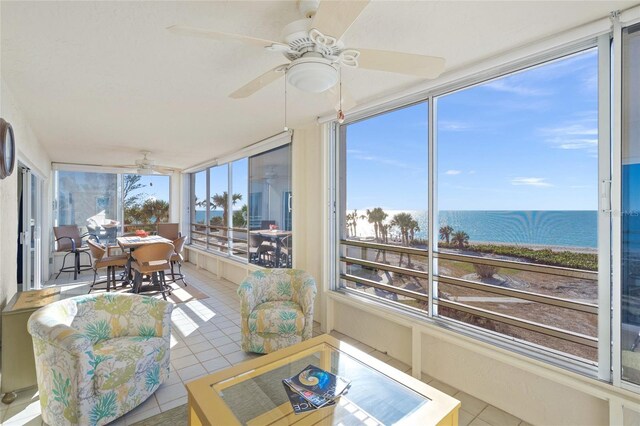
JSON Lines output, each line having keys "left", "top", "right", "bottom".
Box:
{"left": 186, "top": 334, "right": 460, "bottom": 425}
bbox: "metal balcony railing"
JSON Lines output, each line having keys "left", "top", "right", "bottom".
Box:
{"left": 339, "top": 239, "right": 598, "bottom": 351}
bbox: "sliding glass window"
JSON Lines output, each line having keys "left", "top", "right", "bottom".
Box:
{"left": 338, "top": 102, "right": 429, "bottom": 312}
{"left": 208, "top": 164, "right": 229, "bottom": 253}
{"left": 436, "top": 48, "right": 599, "bottom": 362}
{"left": 336, "top": 46, "right": 601, "bottom": 366}
{"left": 56, "top": 170, "right": 171, "bottom": 245}
{"left": 249, "top": 144, "right": 293, "bottom": 268}
{"left": 188, "top": 143, "right": 293, "bottom": 268}
{"left": 621, "top": 23, "right": 640, "bottom": 386}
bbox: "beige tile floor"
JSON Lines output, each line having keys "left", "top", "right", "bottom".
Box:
{"left": 1, "top": 263, "right": 530, "bottom": 425}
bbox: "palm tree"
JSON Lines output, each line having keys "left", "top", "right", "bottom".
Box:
{"left": 140, "top": 199, "right": 169, "bottom": 224}
{"left": 211, "top": 191, "right": 243, "bottom": 227}
{"left": 345, "top": 209, "right": 364, "bottom": 237}
{"left": 366, "top": 207, "right": 388, "bottom": 242}
{"left": 451, "top": 231, "right": 470, "bottom": 249}
{"left": 391, "top": 212, "right": 415, "bottom": 266}
{"left": 439, "top": 225, "right": 454, "bottom": 244}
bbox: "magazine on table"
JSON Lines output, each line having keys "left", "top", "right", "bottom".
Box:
{"left": 283, "top": 364, "right": 351, "bottom": 411}
{"left": 282, "top": 382, "right": 336, "bottom": 414}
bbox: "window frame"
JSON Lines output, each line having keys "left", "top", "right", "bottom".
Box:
{"left": 331, "top": 37, "right": 610, "bottom": 379}
{"left": 187, "top": 138, "right": 293, "bottom": 266}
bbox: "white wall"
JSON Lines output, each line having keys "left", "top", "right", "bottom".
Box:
{"left": 0, "top": 79, "right": 52, "bottom": 334}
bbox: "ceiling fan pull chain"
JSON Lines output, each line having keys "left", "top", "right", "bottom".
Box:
{"left": 283, "top": 69, "right": 289, "bottom": 132}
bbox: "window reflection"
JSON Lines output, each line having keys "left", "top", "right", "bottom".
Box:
{"left": 249, "top": 144, "right": 293, "bottom": 267}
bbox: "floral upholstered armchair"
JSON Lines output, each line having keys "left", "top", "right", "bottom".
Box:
{"left": 27, "top": 293, "right": 173, "bottom": 426}
{"left": 238, "top": 269, "right": 317, "bottom": 354}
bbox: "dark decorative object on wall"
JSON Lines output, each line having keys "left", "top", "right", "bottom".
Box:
{"left": 0, "top": 118, "right": 15, "bottom": 179}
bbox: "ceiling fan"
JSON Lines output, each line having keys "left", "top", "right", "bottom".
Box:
{"left": 167, "top": 0, "right": 445, "bottom": 104}
{"left": 127, "top": 151, "right": 175, "bottom": 175}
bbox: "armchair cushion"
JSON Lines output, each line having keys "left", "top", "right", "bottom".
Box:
{"left": 93, "top": 336, "right": 167, "bottom": 393}
{"left": 248, "top": 300, "right": 305, "bottom": 335}
{"left": 238, "top": 269, "right": 316, "bottom": 354}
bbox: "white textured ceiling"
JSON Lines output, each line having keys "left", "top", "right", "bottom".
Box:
{"left": 0, "top": 1, "right": 636, "bottom": 170}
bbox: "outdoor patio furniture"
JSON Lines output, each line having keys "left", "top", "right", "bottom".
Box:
{"left": 238, "top": 269, "right": 317, "bottom": 353}
{"left": 53, "top": 225, "right": 96, "bottom": 280}
{"left": 169, "top": 235, "right": 188, "bottom": 287}
{"left": 86, "top": 239, "right": 128, "bottom": 293}
{"left": 130, "top": 241, "right": 175, "bottom": 300}
{"left": 86, "top": 211, "right": 120, "bottom": 245}
{"left": 248, "top": 233, "right": 274, "bottom": 265}
{"left": 27, "top": 293, "right": 173, "bottom": 426}
{"left": 157, "top": 222, "right": 181, "bottom": 240}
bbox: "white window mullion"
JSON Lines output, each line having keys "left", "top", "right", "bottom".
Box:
{"left": 597, "top": 32, "right": 613, "bottom": 382}
{"left": 428, "top": 97, "right": 438, "bottom": 318}
{"left": 611, "top": 14, "right": 623, "bottom": 388}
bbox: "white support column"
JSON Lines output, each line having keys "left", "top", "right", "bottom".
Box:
{"left": 610, "top": 396, "right": 625, "bottom": 426}
{"left": 412, "top": 326, "right": 422, "bottom": 379}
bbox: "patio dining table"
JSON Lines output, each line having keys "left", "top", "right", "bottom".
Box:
{"left": 250, "top": 229, "right": 292, "bottom": 268}
{"left": 116, "top": 235, "right": 173, "bottom": 288}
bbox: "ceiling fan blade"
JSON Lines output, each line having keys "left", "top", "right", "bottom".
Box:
{"left": 326, "top": 85, "right": 357, "bottom": 112}
{"left": 229, "top": 65, "right": 287, "bottom": 99}
{"left": 356, "top": 48, "right": 446, "bottom": 79}
{"left": 311, "top": 0, "right": 370, "bottom": 40}
{"left": 167, "top": 25, "right": 288, "bottom": 50}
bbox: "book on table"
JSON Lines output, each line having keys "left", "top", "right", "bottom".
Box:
{"left": 282, "top": 364, "right": 351, "bottom": 412}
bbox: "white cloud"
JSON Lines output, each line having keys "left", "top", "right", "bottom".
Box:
{"left": 540, "top": 122, "right": 598, "bottom": 151}
{"left": 485, "top": 79, "right": 550, "bottom": 97}
{"left": 439, "top": 121, "right": 470, "bottom": 131}
{"left": 445, "top": 170, "right": 462, "bottom": 175}
{"left": 511, "top": 177, "right": 552, "bottom": 187}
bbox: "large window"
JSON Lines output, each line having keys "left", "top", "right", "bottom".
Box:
{"left": 123, "top": 174, "right": 170, "bottom": 233}
{"left": 249, "top": 144, "right": 293, "bottom": 267}
{"left": 622, "top": 23, "right": 640, "bottom": 386}
{"left": 436, "top": 48, "right": 598, "bottom": 362}
{"left": 56, "top": 170, "right": 171, "bottom": 244}
{"left": 337, "top": 47, "right": 601, "bottom": 366}
{"left": 340, "top": 102, "right": 429, "bottom": 311}
{"left": 189, "top": 143, "right": 293, "bottom": 268}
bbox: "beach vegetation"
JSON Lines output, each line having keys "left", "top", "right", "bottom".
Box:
{"left": 473, "top": 264, "right": 499, "bottom": 278}
{"left": 439, "top": 225, "right": 454, "bottom": 244}
{"left": 452, "top": 231, "right": 470, "bottom": 248}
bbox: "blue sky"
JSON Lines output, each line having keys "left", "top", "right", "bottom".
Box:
{"left": 193, "top": 159, "right": 249, "bottom": 211}
{"left": 128, "top": 175, "right": 170, "bottom": 202}
{"left": 346, "top": 48, "right": 599, "bottom": 212}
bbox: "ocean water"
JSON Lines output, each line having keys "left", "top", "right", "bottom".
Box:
{"left": 352, "top": 210, "right": 598, "bottom": 249}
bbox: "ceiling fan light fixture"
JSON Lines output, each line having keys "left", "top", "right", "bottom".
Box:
{"left": 286, "top": 58, "right": 338, "bottom": 93}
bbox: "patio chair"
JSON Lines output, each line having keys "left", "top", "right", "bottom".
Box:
{"left": 238, "top": 269, "right": 317, "bottom": 353}
{"left": 27, "top": 293, "right": 173, "bottom": 426}
{"left": 130, "top": 241, "right": 175, "bottom": 300}
{"left": 249, "top": 233, "right": 274, "bottom": 265}
{"left": 168, "top": 235, "right": 188, "bottom": 287}
{"left": 53, "top": 225, "right": 96, "bottom": 280}
{"left": 86, "top": 239, "right": 128, "bottom": 293}
{"left": 157, "top": 223, "right": 181, "bottom": 240}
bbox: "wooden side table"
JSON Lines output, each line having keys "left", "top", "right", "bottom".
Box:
{"left": 1, "top": 288, "right": 60, "bottom": 404}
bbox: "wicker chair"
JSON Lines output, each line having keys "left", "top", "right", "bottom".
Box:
{"left": 237, "top": 269, "right": 317, "bottom": 354}
{"left": 130, "top": 242, "right": 175, "bottom": 300}
{"left": 168, "top": 235, "right": 187, "bottom": 287}
{"left": 157, "top": 223, "right": 181, "bottom": 240}
{"left": 86, "top": 239, "right": 128, "bottom": 293}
